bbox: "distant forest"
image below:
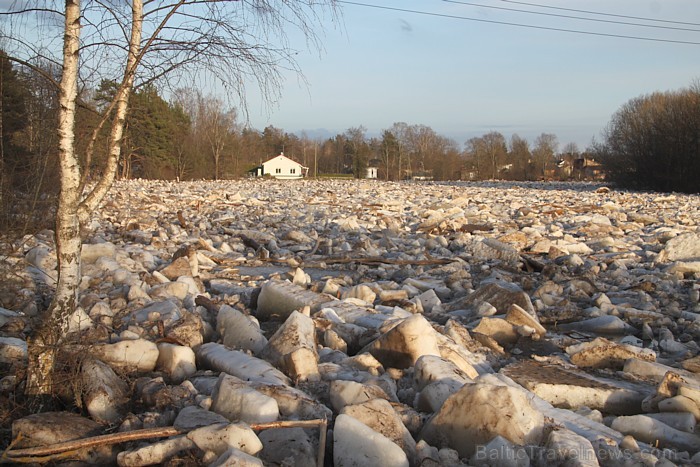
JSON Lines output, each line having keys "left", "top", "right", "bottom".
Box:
{"left": 3, "top": 52, "right": 697, "bottom": 235}
{"left": 1, "top": 52, "right": 597, "bottom": 188}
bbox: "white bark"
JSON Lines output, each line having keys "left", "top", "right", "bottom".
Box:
{"left": 27, "top": 0, "right": 146, "bottom": 396}
{"left": 79, "top": 0, "right": 144, "bottom": 225}
{"left": 26, "top": 0, "right": 82, "bottom": 396}
{"left": 20, "top": 0, "right": 336, "bottom": 398}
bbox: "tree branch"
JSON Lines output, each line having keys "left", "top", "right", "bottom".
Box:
{"left": 3, "top": 419, "right": 329, "bottom": 466}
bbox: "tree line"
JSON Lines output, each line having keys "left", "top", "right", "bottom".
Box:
{"left": 1, "top": 52, "right": 594, "bottom": 196}
{"left": 595, "top": 82, "right": 700, "bottom": 194}
{"left": 7, "top": 47, "right": 697, "bottom": 240}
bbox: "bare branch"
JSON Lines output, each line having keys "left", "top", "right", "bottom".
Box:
{"left": 0, "top": 8, "right": 63, "bottom": 16}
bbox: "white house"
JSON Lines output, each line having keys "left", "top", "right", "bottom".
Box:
{"left": 249, "top": 153, "right": 308, "bottom": 179}
{"left": 365, "top": 166, "right": 378, "bottom": 179}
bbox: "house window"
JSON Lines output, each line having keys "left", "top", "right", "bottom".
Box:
{"left": 275, "top": 168, "right": 281, "bottom": 174}
{"left": 290, "top": 168, "right": 296, "bottom": 174}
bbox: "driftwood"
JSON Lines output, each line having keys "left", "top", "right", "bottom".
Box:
{"left": 252, "top": 419, "right": 328, "bottom": 467}
{"left": 260, "top": 255, "right": 459, "bottom": 267}
{"left": 200, "top": 250, "right": 461, "bottom": 270}
{"left": 319, "top": 255, "right": 457, "bottom": 266}
{"left": 1, "top": 426, "right": 182, "bottom": 462}
{"left": 197, "top": 237, "right": 216, "bottom": 252}
{"left": 240, "top": 234, "right": 262, "bottom": 251}
{"left": 2, "top": 419, "right": 329, "bottom": 466}
{"left": 176, "top": 210, "right": 189, "bottom": 229}
{"left": 194, "top": 295, "right": 219, "bottom": 314}
{"left": 306, "top": 236, "right": 321, "bottom": 257}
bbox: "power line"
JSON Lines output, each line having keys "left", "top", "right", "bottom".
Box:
{"left": 501, "top": 0, "right": 700, "bottom": 27}
{"left": 336, "top": 1, "right": 700, "bottom": 45}
{"left": 441, "top": 0, "right": 700, "bottom": 33}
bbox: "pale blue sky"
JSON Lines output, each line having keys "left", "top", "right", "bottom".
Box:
{"left": 245, "top": 0, "right": 700, "bottom": 150}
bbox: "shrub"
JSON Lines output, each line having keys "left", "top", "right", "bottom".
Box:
{"left": 597, "top": 85, "right": 700, "bottom": 193}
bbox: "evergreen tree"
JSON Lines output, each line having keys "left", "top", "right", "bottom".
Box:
{"left": 128, "top": 85, "right": 174, "bottom": 177}
{"left": 0, "top": 50, "right": 33, "bottom": 231}
{"left": 100, "top": 83, "right": 191, "bottom": 179}
{"left": 0, "top": 51, "right": 28, "bottom": 143}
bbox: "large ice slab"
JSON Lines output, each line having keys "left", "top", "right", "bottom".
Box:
{"left": 196, "top": 343, "right": 290, "bottom": 386}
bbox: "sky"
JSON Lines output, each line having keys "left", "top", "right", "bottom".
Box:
{"left": 244, "top": 0, "right": 700, "bottom": 150}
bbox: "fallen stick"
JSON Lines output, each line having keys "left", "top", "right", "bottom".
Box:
{"left": 194, "top": 294, "right": 219, "bottom": 314}
{"left": 2, "top": 426, "right": 182, "bottom": 459}
{"left": 197, "top": 237, "right": 216, "bottom": 252}
{"left": 260, "top": 255, "right": 458, "bottom": 267}
{"left": 249, "top": 419, "right": 328, "bottom": 467}
{"left": 249, "top": 419, "right": 326, "bottom": 430}
{"left": 319, "top": 256, "right": 457, "bottom": 266}
{"left": 317, "top": 417, "right": 328, "bottom": 467}
{"left": 177, "top": 210, "right": 189, "bottom": 229}
{"left": 3, "top": 419, "right": 330, "bottom": 466}
{"left": 306, "top": 236, "right": 321, "bottom": 256}
{"left": 1, "top": 450, "right": 86, "bottom": 464}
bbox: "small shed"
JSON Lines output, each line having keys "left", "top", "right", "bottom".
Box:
{"left": 249, "top": 153, "right": 308, "bottom": 179}
{"left": 365, "top": 167, "right": 378, "bottom": 179}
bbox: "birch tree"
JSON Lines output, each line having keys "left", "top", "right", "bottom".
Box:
{"left": 22, "top": 0, "right": 83, "bottom": 397}
{"left": 2, "top": 0, "right": 338, "bottom": 397}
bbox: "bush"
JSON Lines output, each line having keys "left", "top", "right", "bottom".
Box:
{"left": 597, "top": 85, "right": 700, "bottom": 193}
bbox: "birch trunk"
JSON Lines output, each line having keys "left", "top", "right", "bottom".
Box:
{"left": 0, "top": 63, "right": 4, "bottom": 208}
{"left": 25, "top": 0, "right": 81, "bottom": 397}
{"left": 78, "top": 0, "right": 143, "bottom": 225}
{"left": 26, "top": 0, "right": 144, "bottom": 396}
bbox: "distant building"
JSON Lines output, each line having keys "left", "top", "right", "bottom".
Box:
{"left": 574, "top": 156, "right": 605, "bottom": 180}
{"left": 248, "top": 153, "right": 308, "bottom": 179}
{"left": 459, "top": 169, "right": 477, "bottom": 181}
{"left": 557, "top": 154, "right": 606, "bottom": 181}
{"left": 365, "top": 158, "right": 381, "bottom": 179}
{"left": 407, "top": 169, "right": 434, "bottom": 181}
{"left": 498, "top": 163, "right": 513, "bottom": 176}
